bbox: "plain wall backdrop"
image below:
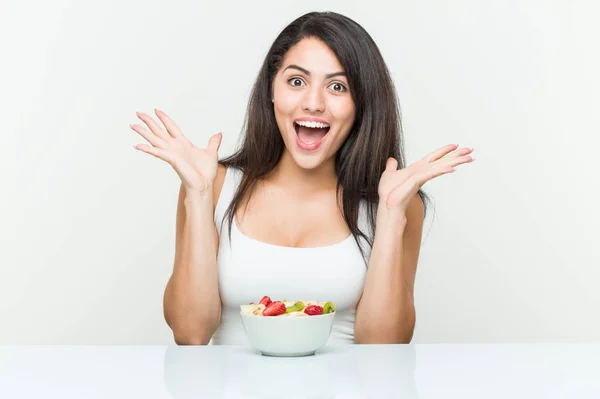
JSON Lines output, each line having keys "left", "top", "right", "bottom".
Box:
{"left": 1, "top": 0, "right": 598, "bottom": 344}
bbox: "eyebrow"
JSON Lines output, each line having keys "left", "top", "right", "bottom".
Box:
{"left": 283, "top": 64, "right": 346, "bottom": 79}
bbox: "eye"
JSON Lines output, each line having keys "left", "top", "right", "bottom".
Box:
{"left": 328, "top": 82, "right": 347, "bottom": 92}
{"left": 288, "top": 77, "right": 306, "bottom": 87}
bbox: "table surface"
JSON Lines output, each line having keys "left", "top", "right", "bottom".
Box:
{"left": 1, "top": 344, "right": 599, "bottom": 398}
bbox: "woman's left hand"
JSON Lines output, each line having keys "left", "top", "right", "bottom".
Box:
{"left": 378, "top": 144, "right": 475, "bottom": 214}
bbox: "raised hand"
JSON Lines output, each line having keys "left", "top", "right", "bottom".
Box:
{"left": 131, "top": 109, "right": 222, "bottom": 193}
{"left": 379, "top": 144, "right": 475, "bottom": 213}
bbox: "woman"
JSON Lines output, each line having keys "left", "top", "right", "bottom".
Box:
{"left": 131, "top": 11, "right": 474, "bottom": 345}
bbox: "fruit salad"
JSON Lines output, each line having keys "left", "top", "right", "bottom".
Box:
{"left": 240, "top": 295, "right": 336, "bottom": 317}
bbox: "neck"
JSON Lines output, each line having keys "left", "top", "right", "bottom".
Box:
{"left": 266, "top": 150, "right": 337, "bottom": 192}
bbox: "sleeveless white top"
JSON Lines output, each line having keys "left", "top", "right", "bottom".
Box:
{"left": 210, "top": 167, "right": 373, "bottom": 345}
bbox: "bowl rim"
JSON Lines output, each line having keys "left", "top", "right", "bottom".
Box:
{"left": 240, "top": 311, "right": 336, "bottom": 318}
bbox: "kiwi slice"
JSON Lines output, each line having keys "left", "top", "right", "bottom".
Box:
{"left": 285, "top": 300, "right": 305, "bottom": 313}
{"left": 323, "top": 301, "right": 336, "bottom": 314}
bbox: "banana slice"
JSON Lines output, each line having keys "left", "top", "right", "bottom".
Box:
{"left": 305, "top": 300, "right": 318, "bottom": 306}
{"left": 240, "top": 303, "right": 266, "bottom": 315}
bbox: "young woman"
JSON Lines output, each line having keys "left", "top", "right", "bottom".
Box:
{"left": 131, "top": 11, "right": 474, "bottom": 345}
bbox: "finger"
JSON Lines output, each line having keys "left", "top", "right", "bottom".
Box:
{"left": 430, "top": 165, "right": 456, "bottom": 178}
{"left": 130, "top": 124, "right": 164, "bottom": 147}
{"left": 424, "top": 144, "right": 459, "bottom": 163}
{"left": 207, "top": 132, "right": 223, "bottom": 152}
{"left": 447, "top": 155, "right": 475, "bottom": 168}
{"left": 137, "top": 112, "right": 170, "bottom": 141}
{"left": 385, "top": 157, "right": 398, "bottom": 172}
{"left": 134, "top": 144, "right": 174, "bottom": 164}
{"left": 453, "top": 147, "right": 474, "bottom": 157}
{"left": 418, "top": 166, "right": 456, "bottom": 185}
{"left": 154, "top": 109, "right": 184, "bottom": 139}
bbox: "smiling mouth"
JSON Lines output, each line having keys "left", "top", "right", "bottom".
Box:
{"left": 293, "top": 122, "right": 330, "bottom": 146}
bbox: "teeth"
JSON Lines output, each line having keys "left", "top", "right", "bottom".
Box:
{"left": 295, "top": 120, "right": 330, "bottom": 129}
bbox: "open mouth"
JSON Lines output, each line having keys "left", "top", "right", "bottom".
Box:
{"left": 293, "top": 121, "right": 330, "bottom": 150}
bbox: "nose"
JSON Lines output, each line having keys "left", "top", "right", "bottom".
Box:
{"left": 302, "top": 86, "right": 325, "bottom": 113}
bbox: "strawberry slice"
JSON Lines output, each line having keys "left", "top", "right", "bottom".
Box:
{"left": 259, "top": 296, "right": 272, "bottom": 307}
{"left": 262, "top": 301, "right": 286, "bottom": 316}
{"left": 304, "top": 305, "right": 324, "bottom": 316}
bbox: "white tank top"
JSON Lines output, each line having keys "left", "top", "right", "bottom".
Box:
{"left": 210, "top": 166, "right": 373, "bottom": 345}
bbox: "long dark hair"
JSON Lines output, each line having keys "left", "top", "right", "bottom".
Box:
{"left": 219, "top": 11, "right": 430, "bottom": 258}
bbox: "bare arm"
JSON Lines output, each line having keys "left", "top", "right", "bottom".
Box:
{"left": 354, "top": 145, "right": 473, "bottom": 343}
{"left": 163, "top": 165, "right": 227, "bottom": 345}
{"left": 130, "top": 109, "right": 228, "bottom": 345}
{"left": 354, "top": 194, "right": 423, "bottom": 344}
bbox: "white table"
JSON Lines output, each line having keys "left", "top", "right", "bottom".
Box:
{"left": 1, "top": 344, "right": 599, "bottom": 398}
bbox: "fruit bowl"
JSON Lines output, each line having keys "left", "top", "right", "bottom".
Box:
{"left": 239, "top": 297, "right": 336, "bottom": 357}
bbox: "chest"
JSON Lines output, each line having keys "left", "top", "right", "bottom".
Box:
{"left": 235, "top": 184, "right": 351, "bottom": 248}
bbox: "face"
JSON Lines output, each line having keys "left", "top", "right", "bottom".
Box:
{"left": 271, "top": 37, "right": 356, "bottom": 170}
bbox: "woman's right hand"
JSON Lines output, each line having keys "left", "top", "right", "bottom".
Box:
{"left": 131, "top": 109, "right": 222, "bottom": 194}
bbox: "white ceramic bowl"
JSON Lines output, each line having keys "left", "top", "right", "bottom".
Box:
{"left": 240, "top": 312, "right": 336, "bottom": 357}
